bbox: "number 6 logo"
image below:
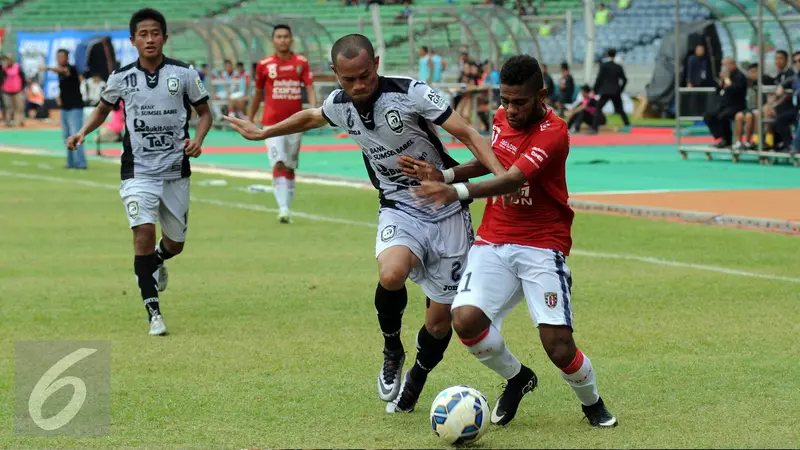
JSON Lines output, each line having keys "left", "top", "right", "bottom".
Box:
{"left": 28, "top": 348, "right": 97, "bottom": 431}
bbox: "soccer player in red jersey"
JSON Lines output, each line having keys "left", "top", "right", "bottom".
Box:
{"left": 249, "top": 24, "right": 316, "bottom": 223}
{"left": 401, "top": 55, "right": 618, "bottom": 428}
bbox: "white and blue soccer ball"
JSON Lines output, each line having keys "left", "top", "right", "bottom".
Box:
{"left": 430, "top": 385, "right": 490, "bottom": 445}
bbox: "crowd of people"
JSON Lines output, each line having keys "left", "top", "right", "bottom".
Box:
{"left": 698, "top": 48, "right": 800, "bottom": 152}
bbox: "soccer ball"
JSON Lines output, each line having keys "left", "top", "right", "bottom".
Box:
{"left": 430, "top": 385, "right": 490, "bottom": 445}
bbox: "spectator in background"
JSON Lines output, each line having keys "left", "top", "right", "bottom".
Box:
{"left": 418, "top": 46, "right": 432, "bottom": 84}
{"left": 732, "top": 63, "right": 774, "bottom": 150}
{"left": 594, "top": 3, "right": 611, "bottom": 25}
{"left": 772, "top": 50, "right": 794, "bottom": 85}
{"left": 2, "top": 54, "right": 25, "bottom": 127}
{"left": 686, "top": 44, "right": 712, "bottom": 115}
{"left": 617, "top": 0, "right": 631, "bottom": 9}
{"left": 81, "top": 74, "right": 106, "bottom": 107}
{"left": 541, "top": 64, "right": 557, "bottom": 106}
{"left": 24, "top": 78, "right": 47, "bottom": 119}
{"left": 394, "top": 1, "right": 412, "bottom": 21}
{"left": 539, "top": 19, "right": 552, "bottom": 36}
{"left": 591, "top": 48, "right": 629, "bottom": 132}
{"left": 198, "top": 63, "right": 208, "bottom": 82}
{"left": 567, "top": 85, "right": 605, "bottom": 133}
{"left": 555, "top": 62, "right": 576, "bottom": 116}
{"left": 44, "top": 49, "right": 86, "bottom": 169}
{"left": 96, "top": 99, "right": 124, "bottom": 144}
{"left": 518, "top": 0, "right": 537, "bottom": 15}
{"left": 772, "top": 52, "right": 800, "bottom": 151}
{"left": 430, "top": 49, "right": 445, "bottom": 83}
{"left": 704, "top": 57, "right": 747, "bottom": 148}
{"left": 228, "top": 61, "right": 250, "bottom": 119}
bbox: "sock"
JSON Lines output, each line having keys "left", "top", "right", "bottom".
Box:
{"left": 560, "top": 349, "right": 600, "bottom": 406}
{"left": 409, "top": 324, "right": 453, "bottom": 383}
{"left": 155, "top": 238, "right": 175, "bottom": 263}
{"left": 460, "top": 325, "right": 522, "bottom": 380}
{"left": 272, "top": 168, "right": 290, "bottom": 214}
{"left": 374, "top": 283, "right": 407, "bottom": 351}
{"left": 285, "top": 171, "right": 296, "bottom": 211}
{"left": 134, "top": 253, "right": 161, "bottom": 319}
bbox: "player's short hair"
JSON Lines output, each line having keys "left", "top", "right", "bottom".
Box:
{"left": 747, "top": 63, "right": 759, "bottom": 70}
{"left": 794, "top": 51, "right": 800, "bottom": 59}
{"left": 607, "top": 48, "right": 617, "bottom": 58}
{"left": 224, "top": 59, "right": 232, "bottom": 65}
{"left": 56, "top": 48, "right": 69, "bottom": 56}
{"left": 273, "top": 24, "right": 291, "bottom": 37}
{"left": 129, "top": 8, "right": 167, "bottom": 37}
{"left": 236, "top": 61, "right": 244, "bottom": 67}
{"left": 776, "top": 49, "right": 788, "bottom": 59}
{"left": 330, "top": 34, "right": 375, "bottom": 66}
{"left": 560, "top": 62, "right": 569, "bottom": 71}
{"left": 499, "top": 54, "right": 544, "bottom": 91}
{"left": 580, "top": 84, "right": 591, "bottom": 92}
{"left": 421, "top": 46, "right": 428, "bottom": 52}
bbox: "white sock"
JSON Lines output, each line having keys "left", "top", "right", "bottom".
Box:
{"left": 272, "top": 176, "right": 289, "bottom": 214}
{"left": 560, "top": 349, "right": 599, "bottom": 406}
{"left": 286, "top": 178, "right": 295, "bottom": 210}
{"left": 460, "top": 325, "right": 521, "bottom": 380}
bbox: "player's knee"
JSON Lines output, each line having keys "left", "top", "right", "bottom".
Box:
{"left": 452, "top": 306, "right": 489, "bottom": 340}
{"left": 132, "top": 224, "right": 156, "bottom": 254}
{"left": 378, "top": 266, "right": 408, "bottom": 291}
{"left": 539, "top": 325, "right": 577, "bottom": 368}
{"left": 425, "top": 306, "right": 452, "bottom": 338}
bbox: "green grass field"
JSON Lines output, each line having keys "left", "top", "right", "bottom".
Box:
{"left": 1, "top": 151, "right": 799, "bottom": 449}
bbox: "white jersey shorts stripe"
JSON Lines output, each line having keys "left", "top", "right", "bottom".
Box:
{"left": 452, "top": 244, "right": 574, "bottom": 330}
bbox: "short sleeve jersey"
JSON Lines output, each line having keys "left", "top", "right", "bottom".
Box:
{"left": 475, "top": 107, "right": 574, "bottom": 254}
{"left": 101, "top": 57, "right": 209, "bottom": 180}
{"left": 321, "top": 77, "right": 463, "bottom": 222}
{"left": 254, "top": 53, "right": 313, "bottom": 126}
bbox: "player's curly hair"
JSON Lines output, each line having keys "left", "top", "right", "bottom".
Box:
{"left": 130, "top": 8, "right": 167, "bottom": 37}
{"left": 331, "top": 34, "right": 375, "bottom": 66}
{"left": 500, "top": 55, "right": 543, "bottom": 91}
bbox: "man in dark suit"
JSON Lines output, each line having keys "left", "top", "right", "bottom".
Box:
{"left": 704, "top": 57, "right": 747, "bottom": 148}
{"left": 591, "top": 48, "right": 629, "bottom": 132}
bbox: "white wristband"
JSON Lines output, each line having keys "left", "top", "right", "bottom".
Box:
{"left": 452, "top": 183, "right": 470, "bottom": 201}
{"left": 442, "top": 168, "right": 455, "bottom": 184}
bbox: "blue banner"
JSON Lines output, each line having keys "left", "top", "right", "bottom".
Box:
{"left": 16, "top": 30, "right": 138, "bottom": 100}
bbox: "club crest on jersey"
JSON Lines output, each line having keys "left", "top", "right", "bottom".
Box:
{"left": 296, "top": 65, "right": 303, "bottom": 74}
{"left": 385, "top": 110, "right": 404, "bottom": 134}
{"left": 380, "top": 225, "right": 397, "bottom": 242}
{"left": 167, "top": 76, "right": 180, "bottom": 96}
{"left": 127, "top": 200, "right": 139, "bottom": 219}
{"left": 544, "top": 292, "right": 558, "bottom": 309}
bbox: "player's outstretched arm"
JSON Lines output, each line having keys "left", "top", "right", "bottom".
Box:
{"left": 439, "top": 112, "right": 507, "bottom": 177}
{"left": 224, "top": 107, "right": 327, "bottom": 141}
{"left": 67, "top": 102, "right": 113, "bottom": 150}
{"left": 398, "top": 156, "right": 489, "bottom": 183}
{"left": 413, "top": 166, "right": 527, "bottom": 208}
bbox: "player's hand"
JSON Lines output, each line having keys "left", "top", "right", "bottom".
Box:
{"left": 66, "top": 133, "right": 84, "bottom": 151}
{"left": 184, "top": 139, "right": 202, "bottom": 158}
{"left": 501, "top": 191, "right": 520, "bottom": 209}
{"left": 412, "top": 181, "right": 458, "bottom": 209}
{"left": 398, "top": 156, "right": 444, "bottom": 182}
{"left": 223, "top": 114, "right": 265, "bottom": 141}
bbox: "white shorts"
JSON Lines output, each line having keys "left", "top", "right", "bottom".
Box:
{"left": 119, "top": 178, "right": 190, "bottom": 242}
{"left": 375, "top": 208, "right": 474, "bottom": 305}
{"left": 265, "top": 131, "right": 302, "bottom": 169}
{"left": 452, "top": 244, "right": 574, "bottom": 330}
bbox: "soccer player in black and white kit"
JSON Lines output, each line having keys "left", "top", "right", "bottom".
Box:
{"left": 67, "top": 9, "right": 213, "bottom": 336}
{"left": 225, "top": 34, "right": 507, "bottom": 413}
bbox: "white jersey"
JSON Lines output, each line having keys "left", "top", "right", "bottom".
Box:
{"left": 321, "top": 76, "right": 464, "bottom": 222}
{"left": 101, "top": 57, "right": 209, "bottom": 180}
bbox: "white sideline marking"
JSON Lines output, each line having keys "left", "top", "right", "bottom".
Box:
{"left": 2, "top": 168, "right": 799, "bottom": 284}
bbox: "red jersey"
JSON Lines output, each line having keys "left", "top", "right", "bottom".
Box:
{"left": 254, "top": 53, "right": 313, "bottom": 126}
{"left": 475, "top": 107, "right": 574, "bottom": 254}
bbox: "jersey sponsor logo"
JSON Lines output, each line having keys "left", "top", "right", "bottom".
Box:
{"left": 424, "top": 86, "right": 447, "bottom": 110}
{"left": 167, "top": 76, "right": 180, "bottom": 96}
{"left": 442, "top": 285, "right": 458, "bottom": 292}
{"left": 375, "top": 162, "right": 419, "bottom": 186}
{"left": 497, "top": 138, "right": 518, "bottom": 154}
{"left": 380, "top": 224, "right": 397, "bottom": 242}
{"left": 367, "top": 139, "right": 414, "bottom": 160}
{"left": 135, "top": 104, "right": 178, "bottom": 117}
{"left": 544, "top": 291, "right": 558, "bottom": 309}
{"left": 270, "top": 79, "right": 302, "bottom": 100}
{"left": 384, "top": 109, "right": 404, "bottom": 134}
{"left": 196, "top": 77, "right": 208, "bottom": 96}
{"left": 540, "top": 120, "right": 551, "bottom": 132}
{"left": 134, "top": 118, "right": 176, "bottom": 153}
{"left": 530, "top": 147, "right": 547, "bottom": 162}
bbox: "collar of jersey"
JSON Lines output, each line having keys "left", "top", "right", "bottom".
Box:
{"left": 136, "top": 57, "right": 166, "bottom": 75}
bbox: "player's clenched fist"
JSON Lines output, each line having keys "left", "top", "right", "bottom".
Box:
{"left": 413, "top": 180, "right": 458, "bottom": 208}
{"left": 66, "top": 133, "right": 84, "bottom": 151}
{"left": 398, "top": 156, "right": 444, "bottom": 182}
{"left": 183, "top": 138, "right": 202, "bottom": 158}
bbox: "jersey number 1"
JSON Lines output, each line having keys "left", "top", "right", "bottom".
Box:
{"left": 124, "top": 74, "right": 137, "bottom": 88}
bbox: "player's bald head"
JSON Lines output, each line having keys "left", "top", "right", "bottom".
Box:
{"left": 331, "top": 34, "right": 375, "bottom": 67}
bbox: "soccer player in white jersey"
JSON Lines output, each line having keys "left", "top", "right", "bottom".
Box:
{"left": 67, "top": 8, "right": 212, "bottom": 336}
{"left": 224, "top": 34, "right": 507, "bottom": 413}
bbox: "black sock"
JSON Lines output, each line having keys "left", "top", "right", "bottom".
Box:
{"left": 374, "top": 283, "right": 407, "bottom": 351}
{"left": 134, "top": 253, "right": 161, "bottom": 319}
{"left": 156, "top": 239, "right": 175, "bottom": 263}
{"left": 410, "top": 324, "right": 453, "bottom": 383}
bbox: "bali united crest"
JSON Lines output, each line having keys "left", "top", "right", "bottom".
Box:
{"left": 544, "top": 292, "right": 558, "bottom": 309}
